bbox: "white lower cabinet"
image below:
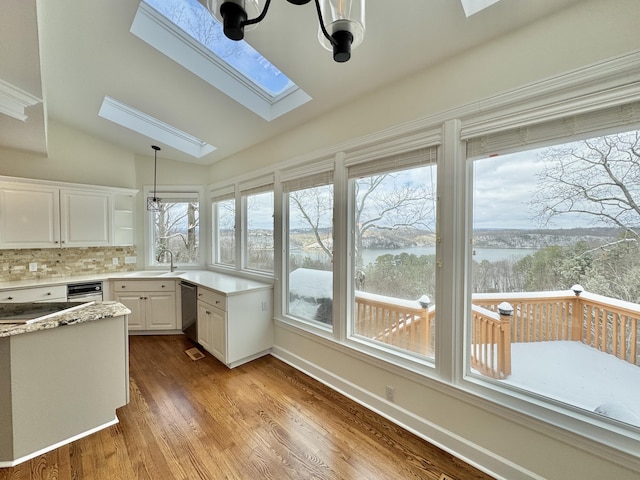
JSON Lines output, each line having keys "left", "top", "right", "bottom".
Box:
{"left": 113, "top": 280, "right": 177, "bottom": 331}
{"left": 197, "top": 286, "right": 272, "bottom": 368}
{"left": 0, "top": 285, "right": 67, "bottom": 303}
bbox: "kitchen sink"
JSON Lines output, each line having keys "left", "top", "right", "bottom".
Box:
{"left": 123, "top": 271, "right": 185, "bottom": 278}
{"left": 159, "top": 271, "right": 186, "bottom": 277}
{"left": 123, "top": 271, "right": 167, "bottom": 277}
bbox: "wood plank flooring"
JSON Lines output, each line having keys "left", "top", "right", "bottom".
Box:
{"left": 0, "top": 335, "right": 494, "bottom": 480}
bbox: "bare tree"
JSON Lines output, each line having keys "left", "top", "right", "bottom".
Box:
{"left": 154, "top": 201, "right": 199, "bottom": 264}
{"left": 354, "top": 173, "right": 436, "bottom": 267}
{"left": 289, "top": 185, "right": 334, "bottom": 263}
{"left": 531, "top": 130, "right": 640, "bottom": 240}
{"left": 288, "top": 171, "right": 436, "bottom": 268}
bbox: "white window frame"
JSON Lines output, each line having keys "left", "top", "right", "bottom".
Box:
{"left": 143, "top": 186, "right": 204, "bottom": 268}
{"left": 280, "top": 159, "right": 336, "bottom": 333}
{"left": 210, "top": 184, "right": 237, "bottom": 269}
{"left": 344, "top": 141, "right": 441, "bottom": 367}
{"left": 451, "top": 71, "right": 640, "bottom": 456}
{"left": 240, "top": 175, "right": 275, "bottom": 274}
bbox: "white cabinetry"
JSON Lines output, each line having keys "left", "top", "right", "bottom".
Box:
{"left": 0, "top": 184, "right": 60, "bottom": 248}
{"left": 60, "top": 189, "right": 111, "bottom": 247}
{"left": 113, "top": 280, "right": 178, "bottom": 332}
{"left": 113, "top": 194, "right": 135, "bottom": 246}
{"left": 197, "top": 286, "right": 272, "bottom": 368}
{"left": 0, "top": 176, "right": 137, "bottom": 249}
{"left": 0, "top": 285, "right": 67, "bottom": 303}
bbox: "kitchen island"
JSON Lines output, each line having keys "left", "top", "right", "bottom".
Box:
{"left": 0, "top": 302, "right": 130, "bottom": 467}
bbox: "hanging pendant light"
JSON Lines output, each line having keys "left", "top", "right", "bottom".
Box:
{"left": 317, "top": 0, "right": 365, "bottom": 62}
{"left": 147, "top": 145, "right": 162, "bottom": 211}
{"left": 202, "top": 0, "right": 365, "bottom": 63}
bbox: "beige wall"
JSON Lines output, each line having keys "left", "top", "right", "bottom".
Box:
{"left": 209, "top": 0, "right": 640, "bottom": 182}
{"left": 0, "top": 121, "right": 136, "bottom": 188}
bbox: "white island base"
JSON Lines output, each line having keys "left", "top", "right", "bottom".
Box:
{"left": 0, "top": 314, "right": 129, "bottom": 467}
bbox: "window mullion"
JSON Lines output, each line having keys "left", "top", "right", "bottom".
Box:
{"left": 436, "top": 119, "right": 466, "bottom": 382}
{"left": 333, "top": 152, "right": 348, "bottom": 340}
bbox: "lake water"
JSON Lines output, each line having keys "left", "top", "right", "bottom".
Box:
{"left": 360, "top": 246, "right": 537, "bottom": 265}
{"left": 291, "top": 246, "right": 538, "bottom": 265}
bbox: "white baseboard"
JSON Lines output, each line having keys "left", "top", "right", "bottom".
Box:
{"left": 271, "top": 346, "right": 545, "bottom": 480}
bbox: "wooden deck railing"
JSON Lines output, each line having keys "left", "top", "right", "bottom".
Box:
{"left": 354, "top": 291, "right": 435, "bottom": 356}
{"left": 470, "top": 304, "right": 512, "bottom": 379}
{"left": 354, "top": 287, "right": 640, "bottom": 379}
{"left": 473, "top": 290, "right": 640, "bottom": 367}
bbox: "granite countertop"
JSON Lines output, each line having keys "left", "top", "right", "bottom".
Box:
{"left": 0, "top": 301, "right": 131, "bottom": 338}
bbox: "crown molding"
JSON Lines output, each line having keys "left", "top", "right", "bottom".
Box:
{"left": 0, "top": 79, "right": 42, "bottom": 122}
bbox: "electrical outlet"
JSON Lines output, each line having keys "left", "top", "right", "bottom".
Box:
{"left": 124, "top": 256, "right": 137, "bottom": 264}
{"left": 261, "top": 301, "right": 267, "bottom": 311}
{"left": 112, "top": 257, "right": 119, "bottom": 265}
{"left": 29, "top": 262, "right": 37, "bottom": 272}
{"left": 385, "top": 385, "right": 395, "bottom": 402}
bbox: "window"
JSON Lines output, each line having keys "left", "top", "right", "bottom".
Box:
{"left": 242, "top": 179, "right": 274, "bottom": 273}
{"left": 348, "top": 147, "right": 438, "bottom": 359}
{"left": 133, "top": 0, "right": 310, "bottom": 121}
{"left": 212, "top": 188, "right": 236, "bottom": 267}
{"left": 283, "top": 169, "right": 334, "bottom": 326}
{"left": 468, "top": 113, "right": 640, "bottom": 427}
{"left": 148, "top": 192, "right": 200, "bottom": 267}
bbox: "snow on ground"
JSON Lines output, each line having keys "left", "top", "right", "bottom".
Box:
{"left": 502, "top": 341, "right": 640, "bottom": 427}
{"left": 289, "top": 268, "right": 332, "bottom": 300}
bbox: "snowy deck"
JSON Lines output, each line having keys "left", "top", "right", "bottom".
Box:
{"left": 499, "top": 341, "right": 640, "bottom": 427}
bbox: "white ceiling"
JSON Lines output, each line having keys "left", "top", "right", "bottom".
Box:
{"left": 1, "top": 0, "right": 583, "bottom": 165}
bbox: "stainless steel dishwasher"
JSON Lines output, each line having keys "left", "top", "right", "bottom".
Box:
{"left": 180, "top": 281, "right": 198, "bottom": 342}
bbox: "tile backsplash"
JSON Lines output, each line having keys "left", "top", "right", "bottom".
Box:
{"left": 0, "top": 246, "right": 137, "bottom": 281}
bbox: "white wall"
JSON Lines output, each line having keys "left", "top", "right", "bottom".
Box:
{"left": 0, "top": 120, "right": 137, "bottom": 188}
{"left": 210, "top": 0, "right": 640, "bottom": 478}
{"left": 209, "top": 0, "right": 639, "bottom": 181}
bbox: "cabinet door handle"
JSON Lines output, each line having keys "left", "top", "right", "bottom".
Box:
{"left": 215, "top": 300, "right": 220, "bottom": 304}
{"left": 121, "top": 285, "right": 126, "bottom": 288}
{"left": 161, "top": 285, "right": 165, "bottom": 288}
{"left": 206, "top": 311, "right": 211, "bottom": 315}
{"left": 46, "top": 292, "right": 52, "bottom": 296}
{"left": 7, "top": 296, "right": 13, "bottom": 300}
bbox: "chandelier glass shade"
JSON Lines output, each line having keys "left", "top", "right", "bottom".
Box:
{"left": 205, "top": 0, "right": 365, "bottom": 62}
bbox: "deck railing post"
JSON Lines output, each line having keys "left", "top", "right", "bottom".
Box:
{"left": 571, "top": 284, "right": 584, "bottom": 342}
{"left": 498, "top": 302, "right": 513, "bottom": 379}
{"left": 419, "top": 295, "right": 431, "bottom": 356}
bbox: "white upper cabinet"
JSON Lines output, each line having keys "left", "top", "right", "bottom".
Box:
{"left": 0, "top": 176, "right": 137, "bottom": 249}
{"left": 0, "top": 184, "right": 61, "bottom": 248}
{"left": 60, "top": 189, "right": 111, "bottom": 247}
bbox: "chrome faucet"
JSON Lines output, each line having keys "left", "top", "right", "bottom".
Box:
{"left": 158, "top": 248, "right": 176, "bottom": 272}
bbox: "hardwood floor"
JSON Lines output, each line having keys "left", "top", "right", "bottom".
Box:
{"left": 0, "top": 335, "right": 494, "bottom": 479}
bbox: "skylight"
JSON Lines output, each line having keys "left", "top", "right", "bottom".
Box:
{"left": 98, "top": 96, "right": 216, "bottom": 160}
{"left": 460, "top": 0, "right": 501, "bottom": 17}
{"left": 132, "top": 0, "right": 310, "bottom": 121}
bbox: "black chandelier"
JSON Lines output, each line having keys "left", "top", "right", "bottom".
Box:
{"left": 147, "top": 145, "right": 162, "bottom": 212}
{"left": 202, "top": 0, "right": 365, "bottom": 63}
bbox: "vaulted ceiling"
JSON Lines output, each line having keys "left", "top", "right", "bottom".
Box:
{"left": 1, "top": 0, "right": 583, "bottom": 165}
